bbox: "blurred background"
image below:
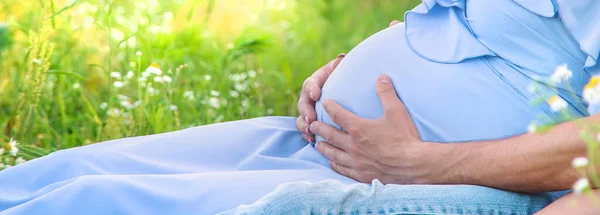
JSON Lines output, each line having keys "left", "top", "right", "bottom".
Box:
{"left": 0, "top": 0, "right": 419, "bottom": 165}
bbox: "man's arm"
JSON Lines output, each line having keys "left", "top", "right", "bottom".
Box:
{"left": 430, "top": 115, "right": 595, "bottom": 192}
{"left": 311, "top": 74, "right": 594, "bottom": 193}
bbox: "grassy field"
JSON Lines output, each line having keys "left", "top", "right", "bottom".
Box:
{"left": 0, "top": 0, "right": 420, "bottom": 167}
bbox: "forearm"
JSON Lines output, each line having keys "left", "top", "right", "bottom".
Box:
{"left": 428, "top": 114, "right": 600, "bottom": 192}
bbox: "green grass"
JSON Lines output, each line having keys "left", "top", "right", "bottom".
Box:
{"left": 0, "top": 0, "right": 420, "bottom": 167}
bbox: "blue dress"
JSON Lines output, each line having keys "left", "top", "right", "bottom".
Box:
{"left": 1, "top": 0, "right": 599, "bottom": 214}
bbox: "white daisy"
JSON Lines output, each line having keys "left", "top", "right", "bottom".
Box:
{"left": 100, "top": 102, "right": 108, "bottom": 110}
{"left": 547, "top": 96, "right": 567, "bottom": 112}
{"left": 209, "top": 97, "right": 220, "bottom": 109}
{"left": 210, "top": 90, "right": 220, "bottom": 97}
{"left": 183, "top": 91, "right": 195, "bottom": 100}
{"left": 73, "top": 83, "right": 80, "bottom": 89}
{"left": 162, "top": 75, "right": 172, "bottom": 83}
{"left": 107, "top": 108, "right": 121, "bottom": 117}
{"left": 248, "top": 70, "right": 257, "bottom": 78}
{"left": 145, "top": 63, "right": 162, "bottom": 75}
{"left": 113, "top": 81, "right": 125, "bottom": 88}
{"left": 550, "top": 64, "right": 572, "bottom": 84}
{"left": 572, "top": 157, "right": 589, "bottom": 169}
{"left": 117, "top": 94, "right": 129, "bottom": 101}
{"left": 230, "top": 90, "right": 239, "bottom": 98}
{"left": 527, "top": 123, "right": 537, "bottom": 134}
{"left": 15, "top": 157, "right": 25, "bottom": 165}
{"left": 153, "top": 76, "right": 165, "bottom": 83}
{"left": 7, "top": 138, "right": 19, "bottom": 156}
{"left": 204, "top": 75, "right": 212, "bottom": 81}
{"left": 583, "top": 76, "right": 600, "bottom": 104}
{"left": 136, "top": 51, "right": 142, "bottom": 56}
{"left": 125, "top": 71, "right": 134, "bottom": 80}
{"left": 110, "top": 72, "right": 122, "bottom": 79}
{"left": 169, "top": 105, "right": 178, "bottom": 111}
{"left": 573, "top": 178, "right": 590, "bottom": 195}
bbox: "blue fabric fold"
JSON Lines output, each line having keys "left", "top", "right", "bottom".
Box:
{"left": 403, "top": 0, "right": 497, "bottom": 64}
{"left": 405, "top": 0, "right": 599, "bottom": 74}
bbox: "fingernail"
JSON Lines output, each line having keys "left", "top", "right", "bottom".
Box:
{"left": 305, "top": 127, "right": 310, "bottom": 135}
{"left": 337, "top": 53, "right": 346, "bottom": 58}
{"left": 309, "top": 122, "right": 316, "bottom": 133}
{"left": 305, "top": 115, "right": 310, "bottom": 125}
{"left": 379, "top": 75, "right": 391, "bottom": 84}
{"left": 309, "top": 91, "right": 315, "bottom": 100}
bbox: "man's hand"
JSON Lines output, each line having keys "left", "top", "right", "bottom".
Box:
{"left": 310, "top": 75, "right": 446, "bottom": 184}
{"left": 297, "top": 20, "right": 402, "bottom": 142}
{"left": 296, "top": 54, "right": 345, "bottom": 142}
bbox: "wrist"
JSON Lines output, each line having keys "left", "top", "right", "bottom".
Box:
{"left": 418, "top": 141, "right": 470, "bottom": 185}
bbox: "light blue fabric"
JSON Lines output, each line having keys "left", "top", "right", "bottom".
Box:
{"left": 1, "top": 0, "right": 599, "bottom": 214}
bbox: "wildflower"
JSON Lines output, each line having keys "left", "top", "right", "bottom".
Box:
{"left": 117, "top": 94, "right": 129, "bottom": 101}
{"left": 33, "top": 58, "right": 42, "bottom": 65}
{"left": 527, "top": 123, "right": 537, "bottom": 134}
{"left": 0, "top": 163, "right": 4, "bottom": 169}
{"left": 204, "top": 75, "right": 212, "bottom": 81}
{"left": 125, "top": 71, "right": 134, "bottom": 80}
{"left": 267, "top": 108, "right": 274, "bottom": 115}
{"left": 242, "top": 99, "right": 249, "bottom": 108}
{"left": 550, "top": 64, "right": 572, "bottom": 84}
{"left": 7, "top": 138, "right": 18, "bottom": 156}
{"left": 110, "top": 72, "right": 122, "bottom": 79}
{"left": 100, "top": 102, "right": 108, "bottom": 110}
{"left": 183, "top": 91, "right": 195, "bottom": 100}
{"left": 572, "top": 157, "right": 589, "bottom": 169}
{"left": 73, "top": 83, "right": 80, "bottom": 89}
{"left": 547, "top": 95, "right": 567, "bottom": 112}
{"left": 107, "top": 108, "right": 121, "bottom": 117}
{"left": 136, "top": 51, "right": 142, "bottom": 56}
{"left": 583, "top": 76, "right": 600, "bottom": 104}
{"left": 113, "top": 81, "right": 125, "bottom": 88}
{"left": 162, "top": 75, "right": 172, "bottom": 83}
{"left": 137, "top": 76, "right": 148, "bottom": 83}
{"left": 209, "top": 97, "right": 220, "bottom": 109}
{"left": 147, "top": 86, "right": 159, "bottom": 96}
{"left": 573, "top": 178, "right": 590, "bottom": 195}
{"left": 0, "top": 148, "right": 4, "bottom": 155}
{"left": 169, "top": 105, "right": 178, "bottom": 111}
{"left": 235, "top": 83, "right": 248, "bottom": 92}
{"left": 248, "top": 70, "right": 257, "bottom": 78}
{"left": 230, "top": 90, "right": 239, "bottom": 98}
{"left": 15, "top": 157, "right": 25, "bottom": 165}
{"left": 210, "top": 90, "right": 220, "bottom": 97}
{"left": 146, "top": 63, "right": 162, "bottom": 75}
{"left": 120, "top": 100, "right": 135, "bottom": 110}
{"left": 153, "top": 76, "right": 165, "bottom": 83}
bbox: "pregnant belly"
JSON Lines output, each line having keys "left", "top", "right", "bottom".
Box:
{"left": 316, "top": 23, "right": 541, "bottom": 143}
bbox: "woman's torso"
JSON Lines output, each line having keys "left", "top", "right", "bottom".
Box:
{"left": 315, "top": 0, "right": 591, "bottom": 143}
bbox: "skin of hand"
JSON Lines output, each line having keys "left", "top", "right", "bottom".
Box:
{"left": 310, "top": 74, "right": 447, "bottom": 184}
{"left": 296, "top": 20, "right": 401, "bottom": 142}
{"left": 311, "top": 74, "right": 589, "bottom": 192}
{"left": 296, "top": 54, "right": 345, "bottom": 142}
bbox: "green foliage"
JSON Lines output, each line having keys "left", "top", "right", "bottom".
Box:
{"left": 0, "top": 0, "right": 420, "bottom": 167}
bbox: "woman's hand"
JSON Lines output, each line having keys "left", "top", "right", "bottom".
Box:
{"left": 296, "top": 54, "right": 345, "bottom": 142}
{"left": 310, "top": 74, "right": 446, "bottom": 184}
